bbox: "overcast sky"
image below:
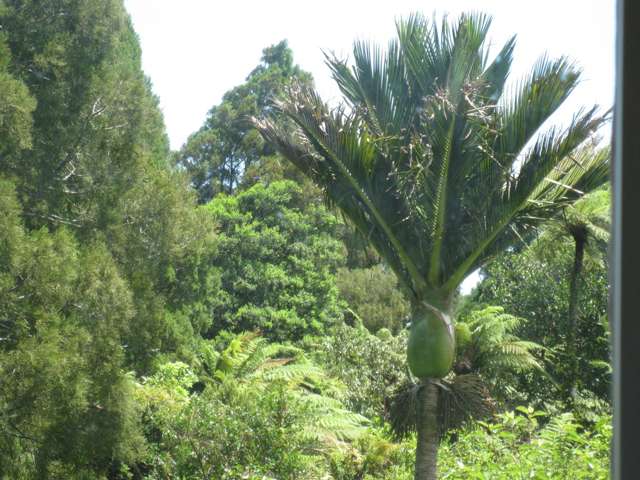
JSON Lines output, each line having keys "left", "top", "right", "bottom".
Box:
{"left": 124, "top": 0, "right": 615, "bottom": 149}
{"left": 123, "top": 0, "right": 616, "bottom": 292}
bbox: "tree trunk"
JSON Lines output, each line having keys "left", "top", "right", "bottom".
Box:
{"left": 407, "top": 296, "right": 453, "bottom": 480}
{"left": 415, "top": 379, "right": 439, "bottom": 480}
{"left": 566, "top": 227, "right": 587, "bottom": 400}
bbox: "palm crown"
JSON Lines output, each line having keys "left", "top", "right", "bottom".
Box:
{"left": 254, "top": 13, "right": 608, "bottom": 303}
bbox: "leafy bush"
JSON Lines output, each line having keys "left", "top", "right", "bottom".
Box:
{"left": 308, "top": 324, "right": 407, "bottom": 420}
{"left": 439, "top": 407, "right": 611, "bottom": 479}
{"left": 336, "top": 264, "right": 410, "bottom": 333}
{"left": 136, "top": 333, "right": 373, "bottom": 479}
{"left": 328, "top": 430, "right": 414, "bottom": 480}
{"left": 327, "top": 407, "right": 611, "bottom": 480}
{"left": 139, "top": 378, "right": 320, "bottom": 479}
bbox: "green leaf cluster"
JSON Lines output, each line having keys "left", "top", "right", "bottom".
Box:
{"left": 255, "top": 13, "right": 609, "bottom": 303}
{"left": 204, "top": 180, "right": 345, "bottom": 340}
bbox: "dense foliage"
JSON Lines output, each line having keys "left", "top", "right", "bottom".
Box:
{"left": 0, "top": 2, "right": 612, "bottom": 479}
{"left": 204, "top": 180, "right": 345, "bottom": 340}
{"left": 474, "top": 197, "right": 611, "bottom": 407}
{"left": 0, "top": 180, "right": 143, "bottom": 478}
{"left": 336, "top": 265, "right": 410, "bottom": 333}
{"left": 310, "top": 324, "right": 407, "bottom": 419}
{"left": 439, "top": 408, "right": 611, "bottom": 479}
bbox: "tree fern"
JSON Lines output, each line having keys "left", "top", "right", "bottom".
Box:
{"left": 458, "top": 306, "right": 546, "bottom": 377}
{"left": 206, "top": 332, "right": 369, "bottom": 447}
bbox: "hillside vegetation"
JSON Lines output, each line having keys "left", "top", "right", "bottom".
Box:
{"left": 0, "top": 2, "right": 610, "bottom": 479}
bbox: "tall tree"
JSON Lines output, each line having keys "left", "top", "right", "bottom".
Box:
{"left": 175, "top": 40, "right": 314, "bottom": 202}
{"left": 203, "top": 180, "right": 344, "bottom": 340}
{"left": 558, "top": 185, "right": 610, "bottom": 401}
{"left": 480, "top": 183, "right": 611, "bottom": 405}
{"left": 254, "top": 13, "right": 609, "bottom": 479}
{"left": 474, "top": 211, "right": 611, "bottom": 407}
{"left": 1, "top": 0, "right": 169, "bottom": 232}
{"left": 0, "top": 0, "right": 211, "bottom": 371}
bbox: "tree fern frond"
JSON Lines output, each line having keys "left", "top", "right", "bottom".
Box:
{"left": 459, "top": 306, "right": 546, "bottom": 376}
{"left": 260, "top": 362, "right": 327, "bottom": 385}
{"left": 211, "top": 332, "right": 368, "bottom": 450}
{"left": 299, "top": 392, "right": 370, "bottom": 444}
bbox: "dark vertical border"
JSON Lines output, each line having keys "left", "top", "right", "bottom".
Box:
{"left": 613, "top": 0, "right": 640, "bottom": 478}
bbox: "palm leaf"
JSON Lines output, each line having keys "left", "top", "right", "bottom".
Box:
{"left": 253, "top": 11, "right": 609, "bottom": 306}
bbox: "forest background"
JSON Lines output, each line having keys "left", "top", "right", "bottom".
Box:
{"left": 0, "top": 1, "right": 612, "bottom": 478}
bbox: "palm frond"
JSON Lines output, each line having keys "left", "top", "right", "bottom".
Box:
{"left": 254, "top": 89, "right": 425, "bottom": 296}
{"left": 253, "top": 11, "right": 609, "bottom": 302}
{"left": 445, "top": 112, "right": 607, "bottom": 289}
{"left": 496, "top": 55, "right": 582, "bottom": 166}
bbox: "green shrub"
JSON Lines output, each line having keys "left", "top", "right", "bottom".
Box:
{"left": 439, "top": 407, "right": 611, "bottom": 479}
{"left": 308, "top": 324, "right": 407, "bottom": 420}
{"left": 137, "top": 364, "right": 322, "bottom": 479}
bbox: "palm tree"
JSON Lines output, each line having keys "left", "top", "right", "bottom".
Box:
{"left": 253, "top": 13, "right": 609, "bottom": 479}
{"left": 533, "top": 181, "right": 610, "bottom": 401}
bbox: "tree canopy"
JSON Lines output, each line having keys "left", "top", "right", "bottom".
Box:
{"left": 175, "top": 40, "right": 314, "bottom": 201}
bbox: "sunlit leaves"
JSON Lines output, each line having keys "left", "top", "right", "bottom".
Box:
{"left": 255, "top": 12, "right": 609, "bottom": 299}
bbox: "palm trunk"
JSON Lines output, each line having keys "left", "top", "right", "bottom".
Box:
{"left": 566, "top": 226, "right": 587, "bottom": 400}
{"left": 415, "top": 379, "right": 439, "bottom": 480}
{"left": 409, "top": 298, "right": 454, "bottom": 480}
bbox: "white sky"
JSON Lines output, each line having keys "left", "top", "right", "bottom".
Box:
{"left": 123, "top": 0, "right": 616, "bottom": 293}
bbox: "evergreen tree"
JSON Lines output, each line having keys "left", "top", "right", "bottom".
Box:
{"left": 175, "top": 40, "right": 314, "bottom": 201}
{"left": 0, "top": 179, "right": 144, "bottom": 478}
{"left": 0, "top": 0, "right": 213, "bottom": 372}
{"left": 1, "top": 0, "right": 169, "bottom": 231}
